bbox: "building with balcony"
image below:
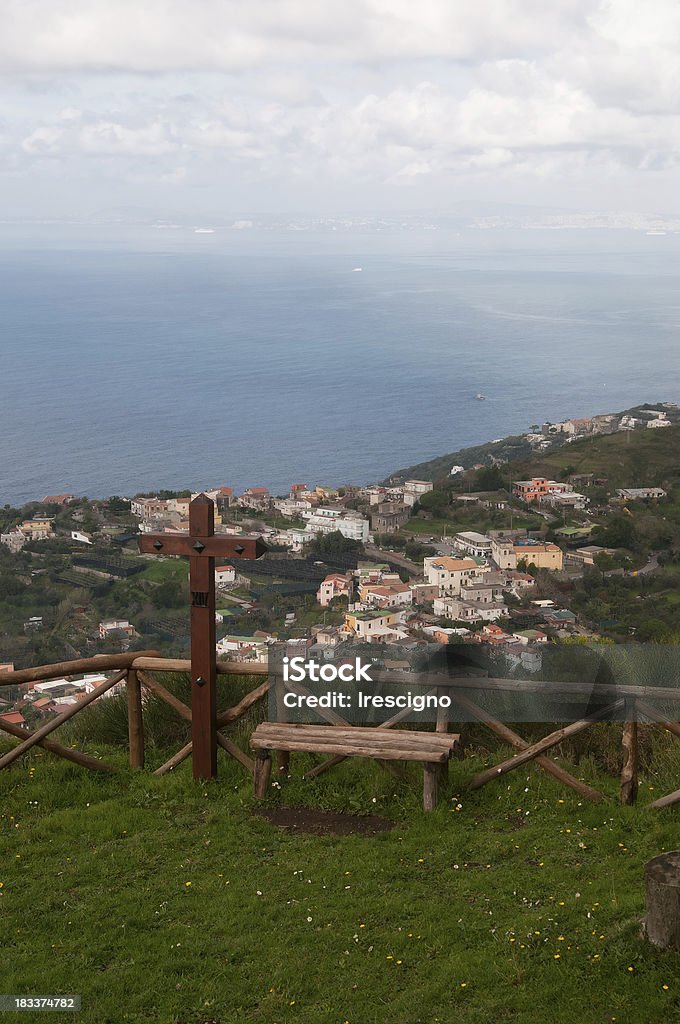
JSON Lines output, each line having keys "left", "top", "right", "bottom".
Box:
{"left": 424, "top": 556, "right": 480, "bottom": 595}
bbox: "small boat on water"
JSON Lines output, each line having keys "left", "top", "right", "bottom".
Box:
{"left": 475, "top": 393, "right": 488, "bottom": 400}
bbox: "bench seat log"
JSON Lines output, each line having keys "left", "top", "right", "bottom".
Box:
{"left": 253, "top": 722, "right": 457, "bottom": 749}
{"left": 250, "top": 723, "right": 460, "bottom": 809}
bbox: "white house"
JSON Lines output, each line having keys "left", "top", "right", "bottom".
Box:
{"left": 343, "top": 609, "right": 407, "bottom": 642}
{"left": 434, "top": 597, "right": 508, "bottom": 623}
{"left": 616, "top": 488, "right": 667, "bottom": 501}
{"left": 404, "top": 480, "right": 433, "bottom": 496}
{"left": 71, "top": 530, "right": 93, "bottom": 545}
{"left": 460, "top": 579, "right": 505, "bottom": 605}
{"left": 541, "top": 492, "right": 589, "bottom": 511}
{"left": 99, "top": 619, "right": 135, "bottom": 639}
{"left": 452, "top": 531, "right": 492, "bottom": 559}
{"left": 304, "top": 510, "right": 370, "bottom": 543}
{"left": 424, "top": 556, "right": 480, "bottom": 595}
{"left": 215, "top": 565, "right": 236, "bottom": 587}
{"left": 402, "top": 480, "right": 434, "bottom": 506}
{"left": 360, "top": 584, "right": 413, "bottom": 608}
{"left": 1, "top": 529, "right": 27, "bottom": 553}
{"left": 317, "top": 573, "right": 352, "bottom": 607}
{"left": 131, "top": 497, "right": 168, "bottom": 518}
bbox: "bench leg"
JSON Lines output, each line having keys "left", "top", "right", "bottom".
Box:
{"left": 254, "top": 750, "right": 272, "bottom": 799}
{"left": 423, "top": 763, "right": 439, "bottom": 812}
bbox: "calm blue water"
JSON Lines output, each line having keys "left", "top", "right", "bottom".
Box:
{"left": 1, "top": 226, "right": 679, "bottom": 506}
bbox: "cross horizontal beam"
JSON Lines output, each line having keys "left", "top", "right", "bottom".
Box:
{"left": 138, "top": 534, "right": 267, "bottom": 559}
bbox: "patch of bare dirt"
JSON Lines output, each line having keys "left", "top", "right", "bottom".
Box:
{"left": 253, "top": 806, "right": 394, "bottom": 836}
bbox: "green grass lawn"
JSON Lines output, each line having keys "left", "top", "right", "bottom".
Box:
{"left": 2, "top": 740, "right": 680, "bottom": 1024}
{"left": 403, "top": 512, "right": 545, "bottom": 538}
{"left": 137, "top": 558, "right": 189, "bottom": 585}
{"left": 402, "top": 518, "right": 453, "bottom": 536}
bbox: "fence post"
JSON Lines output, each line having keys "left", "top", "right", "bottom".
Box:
{"left": 620, "top": 697, "right": 638, "bottom": 805}
{"left": 127, "top": 669, "right": 145, "bottom": 769}
{"left": 274, "top": 671, "right": 290, "bottom": 776}
{"left": 436, "top": 685, "right": 450, "bottom": 783}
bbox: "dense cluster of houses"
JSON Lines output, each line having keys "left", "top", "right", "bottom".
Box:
{"left": 269, "top": 480, "right": 433, "bottom": 547}
{"left": 0, "top": 669, "right": 124, "bottom": 731}
{"left": 206, "top": 519, "right": 576, "bottom": 672}
{"left": 525, "top": 403, "right": 677, "bottom": 451}
{"left": 307, "top": 523, "right": 576, "bottom": 672}
{"left": 125, "top": 479, "right": 435, "bottom": 550}
{"left": 1, "top": 515, "right": 56, "bottom": 552}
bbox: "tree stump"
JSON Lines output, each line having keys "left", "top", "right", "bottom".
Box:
{"left": 643, "top": 852, "right": 680, "bottom": 950}
{"left": 253, "top": 750, "right": 272, "bottom": 799}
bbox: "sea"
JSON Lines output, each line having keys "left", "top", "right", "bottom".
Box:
{"left": 1, "top": 223, "right": 679, "bottom": 507}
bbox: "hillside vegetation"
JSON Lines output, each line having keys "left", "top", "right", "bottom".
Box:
{"left": 515, "top": 426, "right": 680, "bottom": 492}
{"left": 393, "top": 417, "right": 680, "bottom": 493}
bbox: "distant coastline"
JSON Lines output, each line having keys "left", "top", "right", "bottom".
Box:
{"left": 9, "top": 399, "right": 677, "bottom": 509}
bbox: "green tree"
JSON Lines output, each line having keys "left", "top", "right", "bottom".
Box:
{"left": 413, "top": 490, "right": 450, "bottom": 515}
{"left": 107, "top": 496, "right": 131, "bottom": 512}
{"left": 404, "top": 541, "right": 436, "bottom": 562}
{"left": 600, "top": 515, "right": 637, "bottom": 549}
{"left": 309, "top": 531, "right": 363, "bottom": 557}
{"left": 593, "top": 551, "right": 615, "bottom": 580}
{"left": 153, "top": 580, "right": 186, "bottom": 609}
{"left": 475, "top": 465, "right": 505, "bottom": 491}
{"left": 637, "top": 618, "right": 669, "bottom": 642}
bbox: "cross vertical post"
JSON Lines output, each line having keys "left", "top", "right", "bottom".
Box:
{"left": 138, "top": 493, "right": 267, "bottom": 780}
{"left": 189, "top": 494, "right": 217, "bottom": 780}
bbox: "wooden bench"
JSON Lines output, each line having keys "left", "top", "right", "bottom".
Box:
{"left": 250, "top": 722, "right": 460, "bottom": 811}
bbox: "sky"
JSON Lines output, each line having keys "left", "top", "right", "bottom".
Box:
{"left": 2, "top": 0, "right": 680, "bottom": 221}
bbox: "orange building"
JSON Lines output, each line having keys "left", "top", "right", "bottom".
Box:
{"left": 512, "top": 478, "right": 570, "bottom": 503}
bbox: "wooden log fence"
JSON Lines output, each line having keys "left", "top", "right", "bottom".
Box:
{"left": 0, "top": 716, "right": 116, "bottom": 773}
{"left": 2, "top": 655, "right": 680, "bottom": 809}
{"left": 449, "top": 690, "right": 607, "bottom": 803}
{"left": 0, "top": 652, "right": 269, "bottom": 779}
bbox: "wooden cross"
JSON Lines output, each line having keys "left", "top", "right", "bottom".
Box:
{"left": 139, "top": 493, "right": 267, "bottom": 780}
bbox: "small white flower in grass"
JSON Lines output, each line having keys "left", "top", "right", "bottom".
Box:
{"left": 307, "top": 916, "right": 313, "bottom": 923}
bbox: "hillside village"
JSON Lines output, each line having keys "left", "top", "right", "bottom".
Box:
{"left": 2, "top": 400, "right": 680, "bottom": 727}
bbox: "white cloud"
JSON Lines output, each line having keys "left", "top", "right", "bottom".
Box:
{"left": 21, "top": 125, "right": 64, "bottom": 153}
{"left": 2, "top": 1, "right": 680, "bottom": 214}
{"left": 77, "top": 120, "right": 178, "bottom": 156}
{"left": 0, "top": 0, "right": 593, "bottom": 72}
